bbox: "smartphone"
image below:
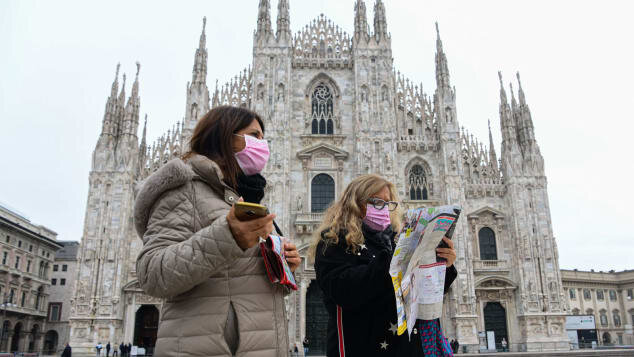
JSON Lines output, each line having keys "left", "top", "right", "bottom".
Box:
{"left": 436, "top": 207, "right": 461, "bottom": 263}
{"left": 234, "top": 202, "right": 269, "bottom": 221}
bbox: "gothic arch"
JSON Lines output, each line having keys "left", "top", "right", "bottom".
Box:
{"left": 305, "top": 73, "right": 341, "bottom": 98}
{"left": 304, "top": 73, "right": 341, "bottom": 134}
{"left": 404, "top": 158, "right": 433, "bottom": 200}
{"left": 474, "top": 276, "right": 517, "bottom": 289}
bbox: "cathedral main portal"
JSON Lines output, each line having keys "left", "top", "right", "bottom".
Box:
{"left": 134, "top": 305, "right": 159, "bottom": 354}
{"left": 483, "top": 302, "right": 508, "bottom": 350}
{"left": 306, "top": 282, "right": 328, "bottom": 355}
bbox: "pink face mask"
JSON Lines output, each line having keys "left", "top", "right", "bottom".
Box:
{"left": 234, "top": 134, "right": 270, "bottom": 176}
{"left": 363, "top": 204, "right": 392, "bottom": 231}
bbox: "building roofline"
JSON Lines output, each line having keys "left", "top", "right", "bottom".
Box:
{"left": 0, "top": 216, "right": 64, "bottom": 249}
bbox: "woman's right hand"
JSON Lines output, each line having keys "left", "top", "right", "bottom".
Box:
{"left": 226, "top": 198, "right": 276, "bottom": 251}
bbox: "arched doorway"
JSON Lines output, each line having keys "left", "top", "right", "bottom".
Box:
{"left": 602, "top": 332, "right": 612, "bottom": 345}
{"left": 305, "top": 281, "right": 328, "bottom": 355}
{"left": 28, "top": 324, "right": 39, "bottom": 352}
{"left": 483, "top": 302, "right": 508, "bottom": 350}
{"left": 134, "top": 305, "right": 159, "bottom": 355}
{"left": 11, "top": 322, "right": 22, "bottom": 353}
{"left": 43, "top": 330, "right": 58, "bottom": 355}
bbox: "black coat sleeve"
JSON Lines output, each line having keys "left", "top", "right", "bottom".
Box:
{"left": 444, "top": 264, "right": 457, "bottom": 294}
{"left": 315, "top": 240, "right": 392, "bottom": 310}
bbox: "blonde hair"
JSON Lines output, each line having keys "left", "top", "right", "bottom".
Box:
{"left": 308, "top": 174, "right": 402, "bottom": 261}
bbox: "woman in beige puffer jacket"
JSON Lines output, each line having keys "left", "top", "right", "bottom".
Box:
{"left": 134, "top": 106, "right": 300, "bottom": 357}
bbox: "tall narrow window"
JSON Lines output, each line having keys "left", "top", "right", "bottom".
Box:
{"left": 311, "top": 174, "right": 335, "bottom": 212}
{"left": 597, "top": 290, "right": 604, "bottom": 301}
{"left": 609, "top": 290, "right": 617, "bottom": 301}
{"left": 613, "top": 310, "right": 621, "bottom": 327}
{"left": 311, "top": 83, "right": 334, "bottom": 135}
{"left": 408, "top": 164, "right": 428, "bottom": 200}
{"left": 478, "top": 227, "right": 498, "bottom": 260}
{"left": 569, "top": 288, "right": 576, "bottom": 299}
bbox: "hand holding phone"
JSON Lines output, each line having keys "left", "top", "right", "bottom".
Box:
{"left": 227, "top": 199, "right": 275, "bottom": 250}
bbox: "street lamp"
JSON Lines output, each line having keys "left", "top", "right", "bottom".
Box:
{"left": 1, "top": 292, "right": 18, "bottom": 352}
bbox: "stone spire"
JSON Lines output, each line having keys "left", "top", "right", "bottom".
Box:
{"left": 192, "top": 17, "right": 207, "bottom": 85}
{"left": 113, "top": 73, "right": 126, "bottom": 138}
{"left": 488, "top": 119, "right": 498, "bottom": 172}
{"left": 137, "top": 114, "right": 148, "bottom": 177}
{"left": 183, "top": 17, "right": 211, "bottom": 138}
{"left": 435, "top": 22, "right": 451, "bottom": 90}
{"left": 101, "top": 64, "right": 120, "bottom": 137}
{"left": 354, "top": 0, "right": 369, "bottom": 41}
{"left": 373, "top": 0, "right": 387, "bottom": 41}
{"left": 122, "top": 62, "right": 141, "bottom": 137}
{"left": 498, "top": 71, "right": 522, "bottom": 177}
{"left": 498, "top": 72, "right": 513, "bottom": 141}
{"left": 516, "top": 71, "right": 535, "bottom": 143}
{"left": 140, "top": 114, "right": 147, "bottom": 152}
{"left": 255, "top": 0, "right": 272, "bottom": 41}
{"left": 498, "top": 71, "right": 507, "bottom": 104}
{"left": 276, "top": 0, "right": 291, "bottom": 42}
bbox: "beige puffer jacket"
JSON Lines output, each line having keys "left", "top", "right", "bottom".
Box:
{"left": 134, "top": 154, "right": 289, "bottom": 357}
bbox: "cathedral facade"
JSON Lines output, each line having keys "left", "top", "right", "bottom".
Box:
{"left": 69, "top": 0, "right": 570, "bottom": 353}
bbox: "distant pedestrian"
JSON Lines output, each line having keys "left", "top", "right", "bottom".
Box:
{"left": 501, "top": 337, "right": 508, "bottom": 352}
{"left": 293, "top": 345, "right": 299, "bottom": 357}
{"left": 106, "top": 342, "right": 111, "bottom": 357}
{"left": 95, "top": 342, "right": 103, "bottom": 357}
{"left": 303, "top": 337, "right": 309, "bottom": 356}
{"left": 113, "top": 343, "right": 118, "bottom": 357}
{"left": 455, "top": 339, "right": 460, "bottom": 353}
{"left": 61, "top": 343, "right": 72, "bottom": 357}
{"left": 127, "top": 343, "right": 132, "bottom": 356}
{"left": 119, "top": 343, "right": 125, "bottom": 357}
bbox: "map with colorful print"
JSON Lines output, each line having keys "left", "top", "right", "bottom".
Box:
{"left": 389, "top": 205, "right": 461, "bottom": 337}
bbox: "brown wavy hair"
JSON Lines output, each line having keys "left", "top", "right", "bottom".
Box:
{"left": 182, "top": 105, "right": 264, "bottom": 189}
{"left": 308, "top": 174, "right": 402, "bottom": 260}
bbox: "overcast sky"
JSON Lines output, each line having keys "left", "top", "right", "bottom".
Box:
{"left": 1, "top": 0, "right": 633, "bottom": 271}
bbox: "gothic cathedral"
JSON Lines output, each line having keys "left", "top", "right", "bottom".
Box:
{"left": 69, "top": 0, "right": 570, "bottom": 353}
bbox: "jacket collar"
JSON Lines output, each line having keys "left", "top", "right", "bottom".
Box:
{"left": 187, "top": 154, "right": 240, "bottom": 206}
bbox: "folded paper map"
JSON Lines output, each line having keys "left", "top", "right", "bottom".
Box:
{"left": 389, "top": 205, "right": 461, "bottom": 337}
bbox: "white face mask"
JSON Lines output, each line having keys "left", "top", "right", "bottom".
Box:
{"left": 234, "top": 134, "right": 270, "bottom": 175}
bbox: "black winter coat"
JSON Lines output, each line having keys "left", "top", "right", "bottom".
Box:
{"left": 314, "top": 223, "right": 457, "bottom": 357}
{"left": 61, "top": 345, "right": 72, "bottom": 357}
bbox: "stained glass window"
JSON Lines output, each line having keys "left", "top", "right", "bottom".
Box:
{"left": 311, "top": 83, "right": 334, "bottom": 134}
{"left": 408, "top": 164, "right": 428, "bottom": 200}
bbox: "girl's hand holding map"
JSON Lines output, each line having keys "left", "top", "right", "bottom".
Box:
{"left": 435, "top": 237, "right": 456, "bottom": 267}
